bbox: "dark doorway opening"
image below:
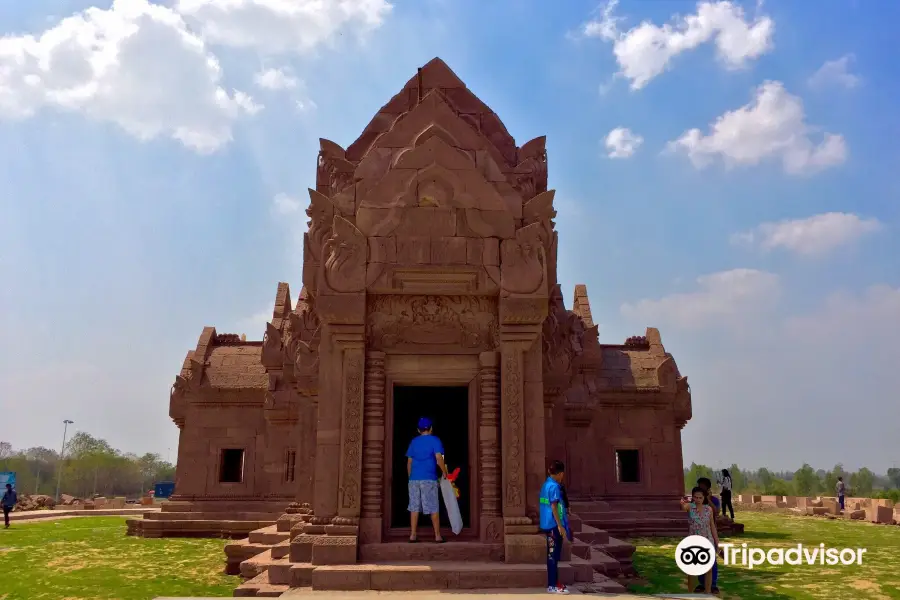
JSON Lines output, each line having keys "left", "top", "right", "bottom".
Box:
{"left": 391, "top": 386, "right": 470, "bottom": 531}
{"left": 616, "top": 449, "right": 641, "bottom": 483}
{"left": 219, "top": 448, "right": 245, "bottom": 483}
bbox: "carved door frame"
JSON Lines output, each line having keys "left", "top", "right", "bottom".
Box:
{"left": 381, "top": 354, "right": 480, "bottom": 541}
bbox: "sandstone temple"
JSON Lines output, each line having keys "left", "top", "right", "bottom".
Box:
{"left": 128, "top": 58, "right": 715, "bottom": 595}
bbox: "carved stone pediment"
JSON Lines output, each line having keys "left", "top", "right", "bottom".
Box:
{"left": 367, "top": 295, "right": 498, "bottom": 352}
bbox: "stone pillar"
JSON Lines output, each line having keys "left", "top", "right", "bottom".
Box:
{"left": 498, "top": 296, "right": 548, "bottom": 564}
{"left": 312, "top": 333, "right": 343, "bottom": 520}
{"left": 523, "top": 339, "right": 546, "bottom": 521}
{"left": 500, "top": 342, "right": 528, "bottom": 519}
{"left": 360, "top": 350, "right": 386, "bottom": 543}
{"left": 336, "top": 336, "right": 365, "bottom": 517}
{"left": 478, "top": 351, "right": 502, "bottom": 542}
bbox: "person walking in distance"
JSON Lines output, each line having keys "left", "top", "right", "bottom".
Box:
{"left": 720, "top": 469, "right": 734, "bottom": 520}
{"left": 540, "top": 460, "right": 572, "bottom": 595}
{"left": 2, "top": 483, "right": 17, "bottom": 528}
{"left": 406, "top": 417, "right": 449, "bottom": 543}
{"left": 836, "top": 477, "right": 846, "bottom": 512}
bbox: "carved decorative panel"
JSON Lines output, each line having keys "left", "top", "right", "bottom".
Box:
{"left": 367, "top": 295, "right": 499, "bottom": 352}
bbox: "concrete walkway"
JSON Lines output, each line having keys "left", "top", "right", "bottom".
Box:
{"left": 154, "top": 592, "right": 714, "bottom": 599}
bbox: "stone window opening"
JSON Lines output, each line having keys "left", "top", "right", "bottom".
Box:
{"left": 219, "top": 448, "right": 245, "bottom": 483}
{"left": 284, "top": 449, "right": 297, "bottom": 483}
{"left": 615, "top": 449, "right": 641, "bottom": 483}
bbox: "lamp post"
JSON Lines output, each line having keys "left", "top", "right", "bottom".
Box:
{"left": 55, "top": 420, "right": 73, "bottom": 502}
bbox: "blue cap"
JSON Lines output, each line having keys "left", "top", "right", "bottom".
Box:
{"left": 417, "top": 417, "right": 432, "bottom": 430}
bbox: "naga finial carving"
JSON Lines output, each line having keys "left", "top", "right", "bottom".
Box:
{"left": 317, "top": 139, "right": 355, "bottom": 196}
{"left": 306, "top": 189, "right": 335, "bottom": 261}
{"left": 512, "top": 136, "right": 548, "bottom": 202}
{"left": 500, "top": 222, "right": 545, "bottom": 295}
{"left": 261, "top": 322, "right": 284, "bottom": 368}
{"left": 322, "top": 216, "right": 367, "bottom": 293}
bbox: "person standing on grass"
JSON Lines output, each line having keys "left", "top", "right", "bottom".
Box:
{"left": 540, "top": 460, "right": 572, "bottom": 595}
{"left": 2, "top": 483, "right": 17, "bottom": 528}
{"left": 695, "top": 478, "right": 720, "bottom": 592}
{"left": 406, "top": 417, "right": 449, "bottom": 543}
{"left": 681, "top": 486, "right": 720, "bottom": 595}
{"left": 720, "top": 469, "right": 734, "bottom": 520}
{"left": 836, "top": 477, "right": 846, "bottom": 511}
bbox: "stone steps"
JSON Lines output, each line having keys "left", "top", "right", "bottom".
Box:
{"left": 233, "top": 571, "right": 288, "bottom": 597}
{"left": 358, "top": 542, "right": 504, "bottom": 563}
{"left": 144, "top": 511, "right": 282, "bottom": 521}
{"left": 248, "top": 524, "right": 290, "bottom": 545}
{"left": 309, "top": 561, "right": 577, "bottom": 591}
{"left": 128, "top": 517, "right": 274, "bottom": 539}
{"left": 224, "top": 539, "right": 272, "bottom": 575}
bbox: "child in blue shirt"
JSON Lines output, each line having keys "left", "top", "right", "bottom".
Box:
{"left": 539, "top": 460, "right": 572, "bottom": 595}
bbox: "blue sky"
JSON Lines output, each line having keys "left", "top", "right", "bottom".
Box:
{"left": 1, "top": 0, "right": 897, "bottom": 473}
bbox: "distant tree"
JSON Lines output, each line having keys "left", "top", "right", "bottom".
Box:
{"left": 766, "top": 478, "right": 793, "bottom": 496}
{"left": 793, "top": 464, "right": 820, "bottom": 495}
{"left": 822, "top": 464, "right": 845, "bottom": 495}
{"left": 725, "top": 464, "right": 748, "bottom": 492}
{"left": 685, "top": 463, "right": 715, "bottom": 493}
{"left": 0, "top": 441, "right": 12, "bottom": 464}
{"left": 887, "top": 468, "right": 900, "bottom": 489}
{"left": 850, "top": 468, "right": 875, "bottom": 495}
{"left": 757, "top": 468, "right": 774, "bottom": 491}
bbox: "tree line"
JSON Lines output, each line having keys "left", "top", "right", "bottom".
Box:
{"left": 0, "top": 433, "right": 175, "bottom": 499}
{"left": 686, "top": 462, "right": 900, "bottom": 502}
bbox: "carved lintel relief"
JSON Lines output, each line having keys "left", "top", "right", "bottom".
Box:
{"left": 367, "top": 295, "right": 499, "bottom": 352}
{"left": 322, "top": 216, "right": 367, "bottom": 293}
{"left": 499, "top": 223, "right": 545, "bottom": 295}
{"left": 500, "top": 350, "right": 526, "bottom": 515}
{"left": 338, "top": 349, "right": 365, "bottom": 516}
{"left": 306, "top": 189, "right": 335, "bottom": 261}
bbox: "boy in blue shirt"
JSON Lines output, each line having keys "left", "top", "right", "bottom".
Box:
{"left": 539, "top": 460, "right": 572, "bottom": 595}
{"left": 406, "top": 417, "right": 449, "bottom": 543}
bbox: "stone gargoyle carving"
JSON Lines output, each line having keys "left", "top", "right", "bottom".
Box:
{"left": 499, "top": 222, "right": 545, "bottom": 295}
{"left": 322, "top": 216, "right": 367, "bottom": 293}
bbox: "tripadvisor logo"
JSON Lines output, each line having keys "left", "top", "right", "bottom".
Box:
{"left": 675, "top": 536, "right": 867, "bottom": 574}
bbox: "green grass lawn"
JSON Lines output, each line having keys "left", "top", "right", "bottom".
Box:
{"left": 629, "top": 511, "right": 900, "bottom": 599}
{"left": 0, "top": 516, "right": 234, "bottom": 600}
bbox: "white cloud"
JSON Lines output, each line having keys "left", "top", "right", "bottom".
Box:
{"left": 234, "top": 308, "right": 272, "bottom": 339}
{"left": 583, "top": 0, "right": 774, "bottom": 89}
{"left": 0, "top": 0, "right": 260, "bottom": 153}
{"left": 732, "top": 212, "right": 882, "bottom": 257}
{"left": 620, "top": 268, "right": 780, "bottom": 329}
{"left": 667, "top": 81, "right": 847, "bottom": 175}
{"left": 175, "top": 0, "right": 393, "bottom": 54}
{"left": 604, "top": 127, "right": 643, "bottom": 158}
{"left": 808, "top": 54, "right": 861, "bottom": 90}
{"left": 254, "top": 67, "right": 298, "bottom": 90}
{"left": 785, "top": 285, "right": 900, "bottom": 345}
{"left": 273, "top": 192, "right": 302, "bottom": 215}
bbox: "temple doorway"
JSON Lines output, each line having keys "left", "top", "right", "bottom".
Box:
{"left": 389, "top": 385, "right": 471, "bottom": 532}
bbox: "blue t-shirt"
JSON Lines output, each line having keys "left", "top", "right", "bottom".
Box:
{"left": 406, "top": 434, "right": 444, "bottom": 481}
{"left": 539, "top": 477, "right": 568, "bottom": 532}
